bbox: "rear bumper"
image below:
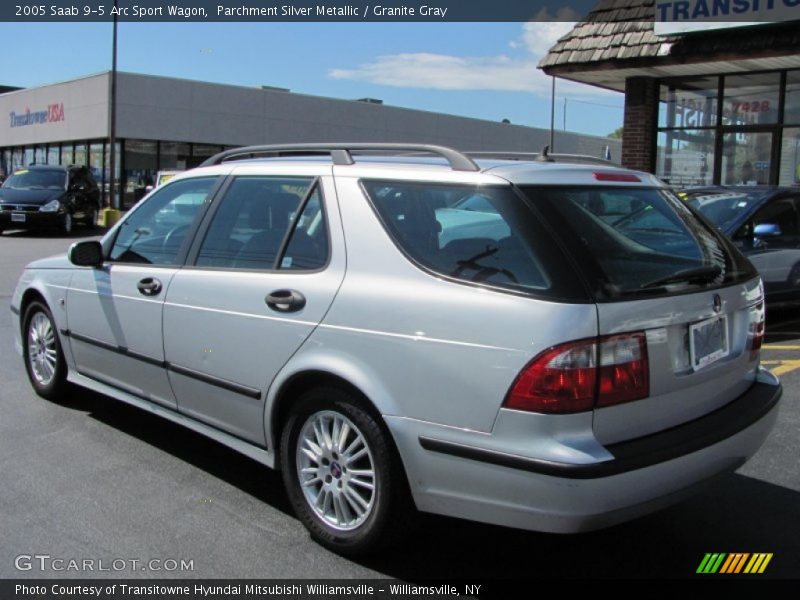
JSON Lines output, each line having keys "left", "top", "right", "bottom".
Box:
{"left": 388, "top": 372, "right": 781, "bottom": 533}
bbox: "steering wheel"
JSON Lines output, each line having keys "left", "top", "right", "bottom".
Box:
{"left": 163, "top": 224, "right": 190, "bottom": 253}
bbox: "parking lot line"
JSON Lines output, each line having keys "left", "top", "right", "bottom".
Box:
{"left": 763, "top": 344, "right": 800, "bottom": 350}
{"left": 761, "top": 359, "right": 800, "bottom": 377}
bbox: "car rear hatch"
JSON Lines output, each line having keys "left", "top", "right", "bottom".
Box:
{"left": 519, "top": 183, "right": 764, "bottom": 444}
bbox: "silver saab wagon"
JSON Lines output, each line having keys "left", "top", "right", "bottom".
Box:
{"left": 11, "top": 144, "right": 781, "bottom": 555}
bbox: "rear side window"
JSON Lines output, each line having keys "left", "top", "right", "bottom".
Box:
{"left": 361, "top": 180, "right": 588, "bottom": 301}
{"left": 521, "top": 186, "right": 757, "bottom": 300}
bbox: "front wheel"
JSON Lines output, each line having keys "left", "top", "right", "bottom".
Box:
{"left": 22, "top": 301, "right": 68, "bottom": 401}
{"left": 280, "top": 387, "right": 413, "bottom": 556}
{"left": 62, "top": 212, "right": 73, "bottom": 234}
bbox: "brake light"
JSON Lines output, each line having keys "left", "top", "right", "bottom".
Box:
{"left": 504, "top": 333, "right": 649, "bottom": 414}
{"left": 593, "top": 172, "right": 641, "bottom": 182}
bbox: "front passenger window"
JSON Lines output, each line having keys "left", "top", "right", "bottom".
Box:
{"left": 109, "top": 177, "right": 217, "bottom": 265}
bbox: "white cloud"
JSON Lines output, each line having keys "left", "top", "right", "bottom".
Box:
{"left": 328, "top": 13, "right": 617, "bottom": 102}
{"left": 330, "top": 53, "right": 544, "bottom": 94}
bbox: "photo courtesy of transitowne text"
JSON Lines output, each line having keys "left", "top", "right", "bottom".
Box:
{"left": 0, "top": 0, "right": 799, "bottom": 596}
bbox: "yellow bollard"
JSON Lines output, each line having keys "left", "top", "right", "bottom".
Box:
{"left": 98, "top": 208, "right": 122, "bottom": 228}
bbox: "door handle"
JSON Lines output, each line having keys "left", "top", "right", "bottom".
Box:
{"left": 137, "top": 277, "right": 163, "bottom": 297}
{"left": 265, "top": 289, "right": 306, "bottom": 312}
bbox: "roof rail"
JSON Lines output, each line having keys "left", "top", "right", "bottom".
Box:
{"left": 467, "top": 149, "right": 615, "bottom": 166}
{"left": 199, "top": 143, "right": 480, "bottom": 172}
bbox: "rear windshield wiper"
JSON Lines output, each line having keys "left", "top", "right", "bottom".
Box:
{"left": 450, "top": 246, "right": 519, "bottom": 284}
{"left": 640, "top": 265, "right": 722, "bottom": 290}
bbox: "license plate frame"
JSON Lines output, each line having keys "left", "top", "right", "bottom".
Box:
{"left": 689, "top": 314, "right": 729, "bottom": 371}
{"left": 10, "top": 212, "right": 26, "bottom": 223}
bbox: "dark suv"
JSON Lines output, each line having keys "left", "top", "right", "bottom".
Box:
{"left": 0, "top": 165, "right": 100, "bottom": 235}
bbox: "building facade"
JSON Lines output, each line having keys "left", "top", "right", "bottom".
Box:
{"left": 540, "top": 0, "right": 800, "bottom": 187}
{"left": 0, "top": 72, "right": 620, "bottom": 209}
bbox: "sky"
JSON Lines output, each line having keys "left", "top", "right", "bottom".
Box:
{"left": 0, "top": 19, "right": 624, "bottom": 138}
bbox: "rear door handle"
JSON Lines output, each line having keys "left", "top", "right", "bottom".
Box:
{"left": 137, "top": 277, "right": 163, "bottom": 297}
{"left": 265, "top": 289, "right": 306, "bottom": 312}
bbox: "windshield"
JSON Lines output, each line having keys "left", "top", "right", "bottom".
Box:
{"left": 684, "top": 191, "right": 763, "bottom": 231}
{"left": 3, "top": 169, "right": 67, "bottom": 191}
{"left": 520, "top": 186, "right": 757, "bottom": 300}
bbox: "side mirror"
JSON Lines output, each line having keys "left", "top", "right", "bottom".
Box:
{"left": 68, "top": 240, "right": 104, "bottom": 267}
{"left": 754, "top": 223, "right": 781, "bottom": 237}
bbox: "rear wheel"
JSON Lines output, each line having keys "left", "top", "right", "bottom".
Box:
{"left": 22, "top": 301, "right": 68, "bottom": 401}
{"left": 280, "top": 387, "right": 413, "bottom": 556}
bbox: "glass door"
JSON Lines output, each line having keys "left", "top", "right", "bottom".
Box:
{"left": 720, "top": 130, "right": 774, "bottom": 185}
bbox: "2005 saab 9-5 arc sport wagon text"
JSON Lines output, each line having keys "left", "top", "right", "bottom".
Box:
{"left": 11, "top": 144, "right": 782, "bottom": 556}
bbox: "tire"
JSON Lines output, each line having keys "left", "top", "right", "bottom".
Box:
{"left": 84, "top": 206, "right": 97, "bottom": 228}
{"left": 280, "top": 387, "right": 414, "bottom": 556}
{"left": 62, "top": 212, "right": 73, "bottom": 234}
{"left": 22, "top": 301, "right": 69, "bottom": 401}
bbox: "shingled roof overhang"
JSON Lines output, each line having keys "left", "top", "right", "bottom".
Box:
{"left": 538, "top": 0, "right": 800, "bottom": 93}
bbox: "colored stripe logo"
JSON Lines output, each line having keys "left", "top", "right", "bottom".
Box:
{"left": 697, "top": 553, "right": 773, "bottom": 574}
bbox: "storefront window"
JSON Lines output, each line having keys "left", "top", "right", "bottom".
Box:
{"left": 191, "top": 144, "right": 222, "bottom": 167}
{"left": 785, "top": 70, "right": 800, "bottom": 125}
{"left": 722, "top": 73, "right": 780, "bottom": 126}
{"left": 657, "top": 130, "right": 715, "bottom": 186}
{"left": 104, "top": 141, "right": 121, "bottom": 208}
{"left": 1, "top": 150, "right": 10, "bottom": 180}
{"left": 659, "top": 77, "right": 718, "bottom": 129}
{"left": 24, "top": 148, "right": 34, "bottom": 166}
{"left": 34, "top": 146, "right": 46, "bottom": 165}
{"left": 123, "top": 139, "right": 157, "bottom": 208}
{"left": 159, "top": 141, "right": 190, "bottom": 170}
{"left": 60, "top": 143, "right": 73, "bottom": 165}
{"left": 721, "top": 131, "right": 773, "bottom": 185}
{"left": 74, "top": 143, "right": 87, "bottom": 167}
{"left": 89, "top": 142, "right": 104, "bottom": 203}
{"left": 13, "top": 149, "right": 25, "bottom": 172}
{"left": 778, "top": 128, "right": 800, "bottom": 187}
{"left": 47, "top": 146, "right": 59, "bottom": 165}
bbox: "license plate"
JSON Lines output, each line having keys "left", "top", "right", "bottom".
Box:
{"left": 11, "top": 212, "right": 26, "bottom": 223}
{"left": 689, "top": 315, "right": 729, "bottom": 371}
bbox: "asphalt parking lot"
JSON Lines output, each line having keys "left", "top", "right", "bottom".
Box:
{"left": 1, "top": 229, "right": 798, "bottom": 581}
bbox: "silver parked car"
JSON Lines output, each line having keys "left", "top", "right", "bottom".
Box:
{"left": 11, "top": 144, "right": 781, "bottom": 555}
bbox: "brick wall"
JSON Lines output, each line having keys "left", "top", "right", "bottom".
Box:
{"left": 621, "top": 77, "right": 658, "bottom": 173}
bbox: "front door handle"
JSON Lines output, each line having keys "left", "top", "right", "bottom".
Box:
{"left": 265, "top": 289, "right": 306, "bottom": 312}
{"left": 137, "top": 277, "right": 163, "bottom": 297}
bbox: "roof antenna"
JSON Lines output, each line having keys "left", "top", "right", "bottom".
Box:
{"left": 536, "top": 144, "right": 555, "bottom": 162}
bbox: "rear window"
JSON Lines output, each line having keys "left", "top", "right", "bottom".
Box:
{"left": 361, "top": 180, "right": 588, "bottom": 301}
{"left": 520, "top": 186, "right": 757, "bottom": 300}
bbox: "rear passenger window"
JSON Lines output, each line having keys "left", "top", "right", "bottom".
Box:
{"left": 362, "top": 181, "right": 572, "bottom": 295}
{"left": 195, "top": 176, "right": 328, "bottom": 271}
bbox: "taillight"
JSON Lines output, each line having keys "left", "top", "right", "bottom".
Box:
{"left": 504, "top": 333, "right": 649, "bottom": 414}
{"left": 596, "top": 334, "right": 649, "bottom": 407}
{"left": 749, "top": 303, "right": 765, "bottom": 358}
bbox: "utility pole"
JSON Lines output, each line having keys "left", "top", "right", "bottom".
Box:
{"left": 109, "top": 0, "right": 118, "bottom": 210}
{"left": 549, "top": 76, "right": 555, "bottom": 151}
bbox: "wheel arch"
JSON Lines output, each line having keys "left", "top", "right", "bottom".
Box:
{"left": 265, "top": 354, "right": 402, "bottom": 471}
